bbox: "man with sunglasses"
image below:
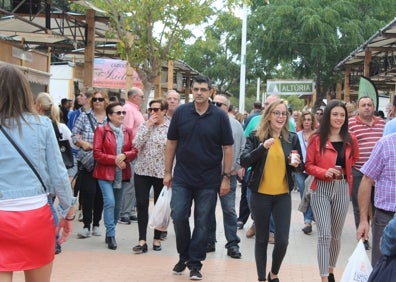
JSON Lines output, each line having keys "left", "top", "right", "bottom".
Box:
{"left": 119, "top": 87, "right": 145, "bottom": 225}
{"left": 206, "top": 94, "right": 245, "bottom": 259}
{"left": 164, "top": 75, "right": 233, "bottom": 280}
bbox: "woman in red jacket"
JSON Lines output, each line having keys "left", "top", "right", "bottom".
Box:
{"left": 93, "top": 102, "right": 138, "bottom": 250}
{"left": 305, "top": 100, "right": 359, "bottom": 282}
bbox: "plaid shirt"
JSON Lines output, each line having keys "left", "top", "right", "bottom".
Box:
{"left": 72, "top": 110, "right": 107, "bottom": 145}
{"left": 360, "top": 133, "right": 396, "bottom": 212}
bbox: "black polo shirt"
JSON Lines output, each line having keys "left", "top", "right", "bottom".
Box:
{"left": 168, "top": 102, "right": 234, "bottom": 189}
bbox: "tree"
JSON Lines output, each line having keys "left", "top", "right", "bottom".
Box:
{"left": 78, "top": 0, "right": 226, "bottom": 109}
{"left": 249, "top": 0, "right": 395, "bottom": 110}
{"left": 182, "top": 11, "right": 242, "bottom": 95}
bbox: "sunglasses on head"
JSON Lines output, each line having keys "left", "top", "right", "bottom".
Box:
{"left": 92, "top": 97, "right": 105, "bottom": 102}
{"left": 112, "top": 111, "right": 126, "bottom": 116}
{"left": 148, "top": 108, "right": 162, "bottom": 113}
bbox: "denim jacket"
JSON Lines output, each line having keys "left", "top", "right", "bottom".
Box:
{"left": 0, "top": 114, "right": 74, "bottom": 217}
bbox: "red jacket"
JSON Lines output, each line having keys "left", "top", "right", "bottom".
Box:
{"left": 305, "top": 133, "right": 359, "bottom": 195}
{"left": 93, "top": 124, "right": 138, "bottom": 181}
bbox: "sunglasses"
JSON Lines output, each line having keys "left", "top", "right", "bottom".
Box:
{"left": 148, "top": 108, "right": 162, "bottom": 113}
{"left": 212, "top": 101, "right": 226, "bottom": 107}
{"left": 112, "top": 111, "right": 126, "bottom": 116}
{"left": 92, "top": 97, "right": 105, "bottom": 102}
{"left": 315, "top": 112, "right": 323, "bottom": 116}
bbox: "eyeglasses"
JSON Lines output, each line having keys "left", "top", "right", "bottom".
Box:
{"left": 92, "top": 97, "right": 105, "bottom": 102}
{"left": 112, "top": 111, "right": 126, "bottom": 116}
{"left": 315, "top": 112, "right": 323, "bottom": 116}
{"left": 192, "top": 87, "right": 209, "bottom": 92}
{"left": 272, "top": 111, "right": 288, "bottom": 117}
{"left": 212, "top": 101, "right": 226, "bottom": 107}
{"left": 148, "top": 108, "right": 162, "bottom": 113}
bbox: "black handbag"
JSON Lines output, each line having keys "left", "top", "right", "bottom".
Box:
{"left": 52, "top": 121, "right": 74, "bottom": 169}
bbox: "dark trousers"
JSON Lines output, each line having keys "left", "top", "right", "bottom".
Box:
{"left": 250, "top": 192, "right": 291, "bottom": 281}
{"left": 134, "top": 173, "right": 163, "bottom": 241}
{"left": 77, "top": 169, "right": 103, "bottom": 229}
{"left": 237, "top": 170, "right": 251, "bottom": 224}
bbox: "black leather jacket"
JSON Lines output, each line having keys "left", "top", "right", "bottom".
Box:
{"left": 240, "top": 131, "right": 304, "bottom": 193}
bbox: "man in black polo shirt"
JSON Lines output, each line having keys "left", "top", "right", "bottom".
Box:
{"left": 164, "top": 75, "right": 234, "bottom": 280}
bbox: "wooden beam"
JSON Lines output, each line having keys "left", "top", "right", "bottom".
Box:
{"left": 363, "top": 49, "right": 372, "bottom": 77}
{"left": 344, "top": 67, "right": 351, "bottom": 102}
{"left": 83, "top": 9, "right": 95, "bottom": 87}
{"left": 168, "top": 60, "right": 174, "bottom": 91}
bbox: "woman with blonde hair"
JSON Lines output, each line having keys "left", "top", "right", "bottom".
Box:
{"left": 35, "top": 92, "right": 73, "bottom": 158}
{"left": 240, "top": 99, "right": 303, "bottom": 282}
{"left": 0, "top": 65, "right": 74, "bottom": 281}
{"left": 35, "top": 92, "right": 74, "bottom": 254}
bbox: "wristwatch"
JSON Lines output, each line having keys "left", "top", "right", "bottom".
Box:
{"left": 65, "top": 215, "right": 76, "bottom": 221}
{"left": 222, "top": 172, "right": 231, "bottom": 179}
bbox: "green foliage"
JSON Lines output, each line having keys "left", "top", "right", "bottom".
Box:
{"left": 182, "top": 10, "right": 242, "bottom": 94}
{"left": 249, "top": 0, "right": 394, "bottom": 109}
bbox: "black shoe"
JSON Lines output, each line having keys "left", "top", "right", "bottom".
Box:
{"left": 55, "top": 242, "right": 62, "bottom": 255}
{"left": 363, "top": 240, "right": 370, "bottom": 250}
{"left": 107, "top": 236, "right": 117, "bottom": 250}
{"left": 227, "top": 246, "right": 241, "bottom": 259}
{"left": 237, "top": 221, "right": 244, "bottom": 230}
{"left": 172, "top": 260, "right": 187, "bottom": 274}
{"left": 118, "top": 217, "right": 131, "bottom": 225}
{"left": 206, "top": 243, "right": 215, "bottom": 253}
{"left": 153, "top": 243, "right": 162, "bottom": 251}
{"left": 328, "top": 273, "right": 335, "bottom": 282}
{"left": 129, "top": 215, "right": 138, "bottom": 222}
{"left": 267, "top": 272, "right": 280, "bottom": 282}
{"left": 189, "top": 268, "right": 202, "bottom": 280}
{"left": 160, "top": 231, "right": 168, "bottom": 240}
{"left": 132, "top": 243, "right": 148, "bottom": 254}
{"left": 302, "top": 224, "right": 312, "bottom": 235}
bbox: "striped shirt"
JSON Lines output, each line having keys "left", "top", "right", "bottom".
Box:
{"left": 348, "top": 115, "right": 385, "bottom": 170}
{"left": 360, "top": 133, "right": 396, "bottom": 212}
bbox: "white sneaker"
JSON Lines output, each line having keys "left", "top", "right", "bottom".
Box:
{"left": 92, "top": 226, "right": 102, "bottom": 236}
{"left": 78, "top": 228, "right": 91, "bottom": 238}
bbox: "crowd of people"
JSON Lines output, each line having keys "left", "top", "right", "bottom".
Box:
{"left": 1, "top": 64, "right": 396, "bottom": 282}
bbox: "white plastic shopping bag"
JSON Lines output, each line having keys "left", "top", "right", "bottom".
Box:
{"left": 341, "top": 239, "right": 373, "bottom": 282}
{"left": 148, "top": 186, "right": 172, "bottom": 231}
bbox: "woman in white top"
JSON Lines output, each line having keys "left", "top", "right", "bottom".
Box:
{"left": 295, "top": 111, "right": 316, "bottom": 235}
{"left": 132, "top": 98, "right": 169, "bottom": 253}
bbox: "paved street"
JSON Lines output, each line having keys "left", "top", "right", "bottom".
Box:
{"left": 15, "top": 189, "right": 363, "bottom": 282}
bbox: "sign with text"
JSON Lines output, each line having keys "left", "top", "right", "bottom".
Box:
{"left": 93, "top": 58, "right": 143, "bottom": 89}
{"left": 267, "top": 80, "right": 314, "bottom": 95}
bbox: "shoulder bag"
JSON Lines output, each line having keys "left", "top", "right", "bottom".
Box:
{"left": 52, "top": 121, "right": 74, "bottom": 169}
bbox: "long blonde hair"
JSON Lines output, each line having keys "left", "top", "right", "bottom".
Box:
{"left": 36, "top": 92, "right": 60, "bottom": 123}
{"left": 256, "top": 99, "right": 290, "bottom": 142}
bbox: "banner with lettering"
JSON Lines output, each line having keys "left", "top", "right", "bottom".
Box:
{"left": 267, "top": 80, "right": 314, "bottom": 95}
{"left": 93, "top": 58, "right": 143, "bottom": 89}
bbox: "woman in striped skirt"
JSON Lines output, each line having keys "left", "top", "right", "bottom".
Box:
{"left": 305, "top": 100, "right": 359, "bottom": 282}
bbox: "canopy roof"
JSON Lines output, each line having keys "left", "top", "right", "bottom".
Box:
{"left": 335, "top": 18, "right": 396, "bottom": 92}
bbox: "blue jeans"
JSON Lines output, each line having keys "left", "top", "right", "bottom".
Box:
{"left": 171, "top": 183, "right": 218, "bottom": 269}
{"left": 98, "top": 180, "right": 125, "bottom": 237}
{"left": 208, "top": 175, "right": 240, "bottom": 249}
{"left": 295, "top": 172, "right": 314, "bottom": 224}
